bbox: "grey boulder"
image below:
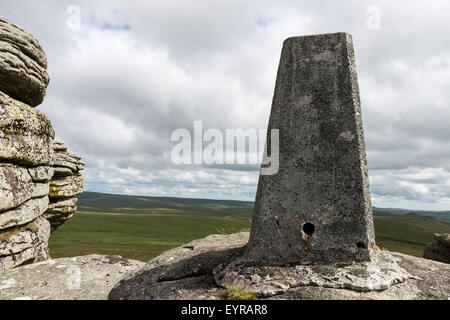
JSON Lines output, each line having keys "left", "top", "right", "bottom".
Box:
{"left": 0, "top": 91, "right": 54, "bottom": 166}
{"left": 44, "top": 140, "right": 84, "bottom": 230}
{"left": 49, "top": 175, "right": 83, "bottom": 199}
{"left": 53, "top": 151, "right": 85, "bottom": 177}
{"left": 0, "top": 17, "right": 49, "bottom": 107}
{"left": 44, "top": 197, "right": 78, "bottom": 231}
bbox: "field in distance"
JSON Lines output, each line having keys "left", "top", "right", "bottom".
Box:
{"left": 49, "top": 192, "right": 450, "bottom": 262}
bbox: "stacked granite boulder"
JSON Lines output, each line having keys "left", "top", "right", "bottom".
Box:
{"left": 0, "top": 94, "right": 53, "bottom": 269}
{"left": 45, "top": 141, "right": 84, "bottom": 231}
{"left": 0, "top": 17, "right": 83, "bottom": 270}
{"left": 0, "top": 17, "right": 49, "bottom": 107}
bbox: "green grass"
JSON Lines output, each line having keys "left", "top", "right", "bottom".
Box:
{"left": 373, "top": 213, "right": 450, "bottom": 256}
{"left": 49, "top": 210, "right": 250, "bottom": 262}
{"left": 373, "top": 207, "right": 450, "bottom": 222}
{"left": 220, "top": 285, "right": 258, "bottom": 300}
{"left": 76, "top": 192, "right": 254, "bottom": 217}
{"left": 48, "top": 192, "right": 450, "bottom": 262}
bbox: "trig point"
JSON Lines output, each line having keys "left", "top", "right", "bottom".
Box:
{"left": 246, "top": 32, "right": 376, "bottom": 265}
{"left": 110, "top": 33, "right": 414, "bottom": 300}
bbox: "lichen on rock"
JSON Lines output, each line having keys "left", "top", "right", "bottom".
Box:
{"left": 0, "top": 90, "right": 54, "bottom": 270}
{"left": 0, "top": 92, "right": 54, "bottom": 166}
{"left": 0, "top": 16, "right": 83, "bottom": 271}
{"left": 44, "top": 140, "right": 84, "bottom": 231}
{"left": 0, "top": 216, "right": 50, "bottom": 270}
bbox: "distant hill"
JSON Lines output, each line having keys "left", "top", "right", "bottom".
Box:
{"left": 78, "top": 192, "right": 253, "bottom": 218}
{"left": 48, "top": 192, "right": 450, "bottom": 262}
{"left": 79, "top": 192, "right": 450, "bottom": 222}
{"left": 372, "top": 207, "right": 450, "bottom": 222}
{"left": 373, "top": 212, "right": 450, "bottom": 256}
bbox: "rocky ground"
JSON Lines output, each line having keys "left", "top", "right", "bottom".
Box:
{"left": 0, "top": 255, "right": 143, "bottom": 300}
{"left": 108, "top": 232, "right": 450, "bottom": 300}
{"left": 109, "top": 233, "right": 450, "bottom": 300}
{"left": 0, "top": 232, "right": 448, "bottom": 300}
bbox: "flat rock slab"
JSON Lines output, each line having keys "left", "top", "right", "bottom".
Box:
{"left": 109, "top": 233, "right": 249, "bottom": 300}
{"left": 109, "top": 233, "right": 450, "bottom": 300}
{"left": 44, "top": 197, "right": 78, "bottom": 231}
{"left": 49, "top": 175, "right": 83, "bottom": 199}
{"left": 0, "top": 163, "right": 50, "bottom": 212}
{"left": 214, "top": 252, "right": 412, "bottom": 298}
{"left": 273, "top": 252, "right": 450, "bottom": 300}
{"left": 0, "top": 255, "right": 144, "bottom": 300}
{"left": 0, "top": 196, "right": 49, "bottom": 230}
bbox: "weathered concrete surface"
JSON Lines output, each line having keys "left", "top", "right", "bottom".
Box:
{"left": 0, "top": 91, "right": 54, "bottom": 166}
{"left": 108, "top": 233, "right": 450, "bottom": 300}
{"left": 0, "top": 255, "right": 144, "bottom": 300}
{"left": 424, "top": 233, "right": 450, "bottom": 264}
{"left": 247, "top": 33, "right": 375, "bottom": 265}
{"left": 0, "top": 17, "right": 49, "bottom": 107}
{"left": 0, "top": 216, "right": 50, "bottom": 270}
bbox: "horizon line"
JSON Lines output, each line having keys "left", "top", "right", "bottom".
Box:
{"left": 80, "top": 190, "right": 450, "bottom": 213}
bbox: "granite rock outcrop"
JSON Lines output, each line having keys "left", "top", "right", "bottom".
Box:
{"left": 0, "top": 91, "right": 54, "bottom": 269}
{"left": 0, "top": 17, "right": 83, "bottom": 270}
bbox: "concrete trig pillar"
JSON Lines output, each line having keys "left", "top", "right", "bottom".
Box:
{"left": 246, "top": 33, "right": 376, "bottom": 265}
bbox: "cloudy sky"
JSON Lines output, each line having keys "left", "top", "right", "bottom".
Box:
{"left": 1, "top": 0, "right": 449, "bottom": 210}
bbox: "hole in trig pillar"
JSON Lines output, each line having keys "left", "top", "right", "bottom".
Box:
{"left": 356, "top": 241, "right": 368, "bottom": 249}
{"left": 302, "top": 222, "right": 315, "bottom": 235}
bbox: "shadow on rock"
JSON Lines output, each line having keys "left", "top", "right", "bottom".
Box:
{"left": 108, "top": 245, "right": 247, "bottom": 300}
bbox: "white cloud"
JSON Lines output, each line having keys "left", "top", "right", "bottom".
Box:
{"left": 1, "top": 0, "right": 449, "bottom": 209}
